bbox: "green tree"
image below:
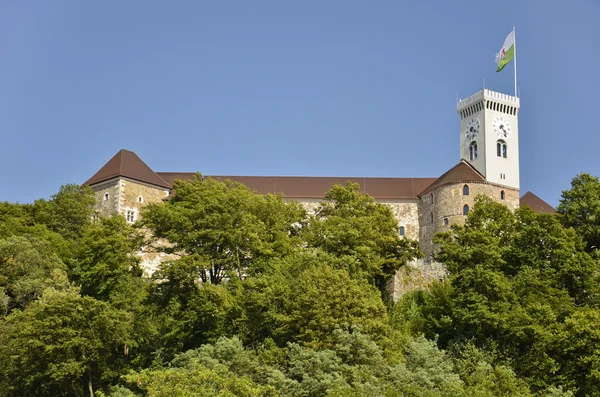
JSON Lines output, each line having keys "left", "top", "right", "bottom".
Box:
{"left": 0, "top": 235, "right": 69, "bottom": 314}
{"left": 234, "top": 253, "right": 391, "bottom": 349}
{"left": 70, "top": 216, "right": 144, "bottom": 302}
{"left": 303, "top": 182, "right": 420, "bottom": 290}
{"left": 558, "top": 173, "right": 600, "bottom": 253}
{"left": 0, "top": 288, "right": 132, "bottom": 397}
{"left": 142, "top": 175, "right": 305, "bottom": 284}
{"left": 419, "top": 196, "right": 598, "bottom": 394}
{"left": 33, "top": 184, "right": 96, "bottom": 241}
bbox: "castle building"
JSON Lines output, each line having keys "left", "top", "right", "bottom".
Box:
{"left": 84, "top": 89, "right": 555, "bottom": 293}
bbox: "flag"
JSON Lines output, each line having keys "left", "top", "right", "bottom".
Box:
{"left": 495, "top": 29, "right": 515, "bottom": 72}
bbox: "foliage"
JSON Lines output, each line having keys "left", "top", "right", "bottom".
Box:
{"left": 558, "top": 173, "right": 600, "bottom": 253}
{"left": 142, "top": 175, "right": 305, "bottom": 284}
{"left": 0, "top": 235, "right": 69, "bottom": 314}
{"left": 33, "top": 184, "right": 96, "bottom": 241}
{"left": 0, "top": 288, "right": 132, "bottom": 397}
{"left": 303, "top": 182, "right": 421, "bottom": 289}
{"left": 420, "top": 196, "right": 600, "bottom": 395}
{"left": 70, "top": 216, "right": 144, "bottom": 303}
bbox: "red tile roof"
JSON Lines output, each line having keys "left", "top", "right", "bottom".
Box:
{"left": 84, "top": 149, "right": 171, "bottom": 189}
{"left": 418, "top": 160, "right": 485, "bottom": 195}
{"left": 156, "top": 173, "right": 436, "bottom": 199}
{"left": 520, "top": 191, "right": 556, "bottom": 213}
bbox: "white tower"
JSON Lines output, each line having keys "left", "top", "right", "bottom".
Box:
{"left": 457, "top": 89, "right": 520, "bottom": 190}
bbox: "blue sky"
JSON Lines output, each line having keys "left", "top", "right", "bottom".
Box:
{"left": 1, "top": 1, "right": 598, "bottom": 206}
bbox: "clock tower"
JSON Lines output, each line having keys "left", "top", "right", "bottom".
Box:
{"left": 457, "top": 89, "right": 520, "bottom": 190}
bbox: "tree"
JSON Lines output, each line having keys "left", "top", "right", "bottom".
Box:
{"left": 234, "top": 253, "right": 391, "bottom": 350}
{"left": 303, "top": 182, "right": 421, "bottom": 290}
{"left": 33, "top": 184, "right": 96, "bottom": 241}
{"left": 0, "top": 288, "right": 132, "bottom": 397}
{"left": 419, "top": 196, "right": 599, "bottom": 394}
{"left": 70, "top": 216, "right": 144, "bottom": 303}
{"left": 142, "top": 175, "right": 305, "bottom": 285}
{"left": 558, "top": 173, "right": 600, "bottom": 253}
{"left": 0, "top": 235, "right": 69, "bottom": 314}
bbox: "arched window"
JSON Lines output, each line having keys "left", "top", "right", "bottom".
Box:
{"left": 497, "top": 140, "right": 507, "bottom": 158}
{"left": 463, "top": 185, "right": 469, "bottom": 196}
{"left": 444, "top": 217, "right": 449, "bottom": 225}
{"left": 430, "top": 212, "right": 434, "bottom": 223}
{"left": 104, "top": 192, "right": 109, "bottom": 201}
{"left": 469, "top": 141, "right": 478, "bottom": 161}
{"left": 399, "top": 226, "right": 405, "bottom": 236}
{"left": 463, "top": 204, "right": 470, "bottom": 215}
{"left": 501, "top": 190, "right": 505, "bottom": 200}
{"left": 430, "top": 193, "right": 434, "bottom": 204}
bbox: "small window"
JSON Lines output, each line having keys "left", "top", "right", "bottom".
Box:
{"left": 430, "top": 212, "right": 434, "bottom": 223}
{"left": 126, "top": 210, "right": 136, "bottom": 223}
{"left": 501, "top": 190, "right": 505, "bottom": 200}
{"left": 444, "top": 217, "right": 449, "bottom": 225}
{"left": 399, "top": 226, "right": 405, "bottom": 236}
{"left": 497, "top": 140, "right": 507, "bottom": 158}
{"left": 463, "top": 205, "right": 470, "bottom": 215}
{"left": 138, "top": 196, "right": 144, "bottom": 203}
{"left": 104, "top": 192, "right": 109, "bottom": 201}
{"left": 463, "top": 185, "right": 469, "bottom": 196}
{"left": 469, "top": 141, "right": 478, "bottom": 161}
{"left": 430, "top": 193, "right": 434, "bottom": 204}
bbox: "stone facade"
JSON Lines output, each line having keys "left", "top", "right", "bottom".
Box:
{"left": 418, "top": 181, "right": 520, "bottom": 262}
{"left": 294, "top": 198, "right": 421, "bottom": 242}
{"left": 90, "top": 177, "right": 169, "bottom": 223}
{"left": 91, "top": 179, "right": 121, "bottom": 218}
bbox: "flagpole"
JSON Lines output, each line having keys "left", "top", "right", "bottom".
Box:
{"left": 513, "top": 26, "right": 517, "bottom": 97}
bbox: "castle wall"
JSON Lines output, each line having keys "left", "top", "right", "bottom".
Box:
{"left": 418, "top": 182, "right": 519, "bottom": 262}
{"left": 90, "top": 179, "right": 121, "bottom": 218}
{"left": 119, "top": 178, "right": 170, "bottom": 222}
{"left": 291, "top": 198, "right": 421, "bottom": 241}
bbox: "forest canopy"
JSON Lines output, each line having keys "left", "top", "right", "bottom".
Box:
{"left": 1, "top": 174, "right": 600, "bottom": 396}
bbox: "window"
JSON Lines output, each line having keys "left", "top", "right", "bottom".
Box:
{"left": 444, "top": 217, "right": 449, "bottom": 225}
{"left": 104, "top": 192, "right": 109, "bottom": 201}
{"left": 430, "top": 212, "right": 434, "bottom": 223}
{"left": 501, "top": 190, "right": 505, "bottom": 200}
{"left": 138, "top": 196, "right": 144, "bottom": 203}
{"left": 463, "top": 204, "right": 470, "bottom": 215}
{"left": 497, "top": 140, "right": 507, "bottom": 158}
{"left": 399, "top": 226, "right": 405, "bottom": 236}
{"left": 469, "top": 141, "right": 478, "bottom": 161}
{"left": 463, "top": 185, "right": 469, "bottom": 195}
{"left": 126, "top": 210, "right": 136, "bottom": 223}
{"left": 430, "top": 193, "right": 434, "bottom": 204}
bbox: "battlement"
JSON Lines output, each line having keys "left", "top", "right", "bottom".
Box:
{"left": 457, "top": 89, "right": 519, "bottom": 111}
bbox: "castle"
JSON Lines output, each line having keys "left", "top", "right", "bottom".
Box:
{"left": 84, "top": 88, "right": 555, "bottom": 296}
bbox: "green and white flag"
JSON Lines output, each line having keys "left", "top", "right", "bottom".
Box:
{"left": 495, "top": 29, "right": 515, "bottom": 72}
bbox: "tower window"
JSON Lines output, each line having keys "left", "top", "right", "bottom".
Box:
{"left": 399, "top": 226, "right": 405, "bottom": 236}
{"left": 138, "top": 196, "right": 144, "bottom": 203}
{"left": 501, "top": 190, "right": 505, "bottom": 200}
{"left": 463, "top": 185, "right": 469, "bottom": 196}
{"left": 444, "top": 217, "right": 449, "bottom": 225}
{"left": 469, "top": 141, "right": 478, "bottom": 161}
{"left": 430, "top": 193, "right": 434, "bottom": 204}
{"left": 463, "top": 204, "right": 470, "bottom": 215}
{"left": 430, "top": 212, "right": 434, "bottom": 223}
{"left": 104, "top": 192, "right": 109, "bottom": 201}
{"left": 497, "top": 140, "right": 507, "bottom": 158}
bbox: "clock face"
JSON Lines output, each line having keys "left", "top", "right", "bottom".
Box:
{"left": 465, "top": 118, "right": 480, "bottom": 141}
{"left": 493, "top": 117, "right": 511, "bottom": 138}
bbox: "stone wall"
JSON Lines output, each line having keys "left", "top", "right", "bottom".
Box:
{"left": 419, "top": 182, "right": 520, "bottom": 262}
{"left": 90, "top": 179, "right": 121, "bottom": 218}
{"left": 119, "top": 178, "right": 170, "bottom": 222}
